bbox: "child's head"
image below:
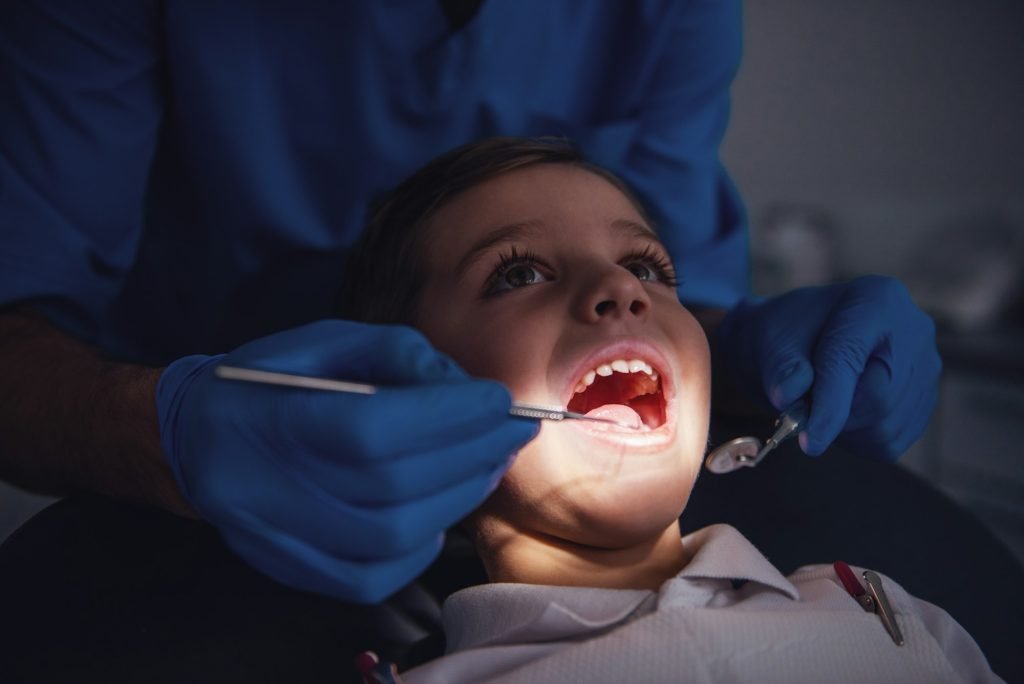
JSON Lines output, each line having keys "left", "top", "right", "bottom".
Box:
{"left": 337, "top": 138, "right": 711, "bottom": 582}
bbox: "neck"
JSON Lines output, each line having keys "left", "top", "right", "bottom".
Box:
{"left": 470, "top": 518, "right": 690, "bottom": 591}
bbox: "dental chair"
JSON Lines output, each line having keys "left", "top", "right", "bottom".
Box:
{"left": 1, "top": 413, "right": 1021, "bottom": 683}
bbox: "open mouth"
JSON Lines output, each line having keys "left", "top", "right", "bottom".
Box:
{"left": 566, "top": 357, "right": 668, "bottom": 430}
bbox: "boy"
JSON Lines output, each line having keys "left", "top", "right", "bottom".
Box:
{"left": 335, "top": 138, "right": 999, "bottom": 682}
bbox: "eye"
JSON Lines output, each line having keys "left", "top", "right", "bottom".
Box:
{"left": 485, "top": 247, "right": 552, "bottom": 295}
{"left": 626, "top": 262, "right": 660, "bottom": 282}
{"left": 495, "top": 263, "right": 548, "bottom": 291}
{"left": 620, "top": 245, "right": 680, "bottom": 287}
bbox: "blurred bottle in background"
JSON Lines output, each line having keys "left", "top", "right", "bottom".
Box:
{"left": 751, "top": 203, "right": 839, "bottom": 297}
{"left": 902, "top": 214, "right": 1024, "bottom": 333}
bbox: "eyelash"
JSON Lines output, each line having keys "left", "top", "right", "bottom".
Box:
{"left": 483, "top": 244, "right": 681, "bottom": 296}
{"left": 621, "top": 245, "right": 680, "bottom": 288}
{"left": 483, "top": 247, "right": 550, "bottom": 295}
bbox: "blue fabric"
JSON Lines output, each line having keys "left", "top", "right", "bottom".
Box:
{"left": 0, "top": 0, "right": 746, "bottom": 364}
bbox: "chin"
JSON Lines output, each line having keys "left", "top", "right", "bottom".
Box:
{"left": 553, "top": 456, "right": 698, "bottom": 548}
{"left": 575, "top": 498, "right": 689, "bottom": 549}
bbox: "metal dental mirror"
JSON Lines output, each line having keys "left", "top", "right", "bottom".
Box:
{"left": 704, "top": 400, "right": 809, "bottom": 474}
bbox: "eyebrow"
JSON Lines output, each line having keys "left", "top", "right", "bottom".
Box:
{"left": 455, "top": 217, "right": 661, "bottom": 277}
{"left": 611, "top": 218, "right": 659, "bottom": 241}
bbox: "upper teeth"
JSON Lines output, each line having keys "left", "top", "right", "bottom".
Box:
{"left": 574, "top": 358, "right": 658, "bottom": 394}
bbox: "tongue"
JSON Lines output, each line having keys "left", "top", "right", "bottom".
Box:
{"left": 585, "top": 404, "right": 642, "bottom": 429}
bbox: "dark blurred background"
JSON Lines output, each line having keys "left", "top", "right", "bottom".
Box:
{"left": 721, "top": 0, "right": 1024, "bottom": 563}
{"left": 2, "top": 1, "right": 1023, "bottom": 565}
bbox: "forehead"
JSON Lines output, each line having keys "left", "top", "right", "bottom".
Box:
{"left": 422, "top": 164, "right": 650, "bottom": 259}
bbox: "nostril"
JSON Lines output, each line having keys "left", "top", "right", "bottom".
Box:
{"left": 629, "top": 300, "right": 645, "bottom": 315}
{"left": 595, "top": 300, "right": 614, "bottom": 316}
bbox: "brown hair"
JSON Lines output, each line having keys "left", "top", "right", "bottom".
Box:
{"left": 334, "top": 137, "right": 651, "bottom": 325}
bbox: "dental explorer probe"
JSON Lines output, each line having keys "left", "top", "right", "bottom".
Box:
{"left": 214, "top": 365, "right": 639, "bottom": 429}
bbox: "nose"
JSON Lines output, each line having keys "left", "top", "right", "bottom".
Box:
{"left": 575, "top": 264, "right": 651, "bottom": 323}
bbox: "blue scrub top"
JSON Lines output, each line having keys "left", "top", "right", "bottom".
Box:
{"left": 0, "top": 0, "right": 747, "bottom": 365}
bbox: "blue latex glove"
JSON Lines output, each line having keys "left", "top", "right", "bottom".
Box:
{"left": 157, "top": 320, "right": 538, "bottom": 603}
{"left": 716, "top": 275, "right": 941, "bottom": 460}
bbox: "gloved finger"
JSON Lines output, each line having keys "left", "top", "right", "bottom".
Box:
{"left": 287, "top": 419, "right": 537, "bottom": 506}
{"left": 838, "top": 357, "right": 898, "bottom": 433}
{"left": 279, "top": 380, "right": 525, "bottom": 461}
{"left": 883, "top": 381, "right": 938, "bottom": 458}
{"left": 834, "top": 355, "right": 910, "bottom": 454}
{"left": 227, "top": 320, "right": 468, "bottom": 385}
{"left": 764, "top": 358, "right": 814, "bottom": 412}
{"left": 839, "top": 318, "right": 940, "bottom": 434}
{"left": 223, "top": 518, "right": 444, "bottom": 604}
{"left": 866, "top": 279, "right": 936, "bottom": 394}
{"left": 802, "top": 317, "right": 886, "bottom": 457}
{"left": 751, "top": 287, "right": 841, "bottom": 408}
{"left": 839, "top": 366, "right": 939, "bottom": 460}
{"left": 838, "top": 386, "right": 937, "bottom": 460}
{"left": 252, "top": 468, "right": 503, "bottom": 562}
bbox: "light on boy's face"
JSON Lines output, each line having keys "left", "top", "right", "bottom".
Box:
{"left": 412, "top": 163, "right": 711, "bottom": 548}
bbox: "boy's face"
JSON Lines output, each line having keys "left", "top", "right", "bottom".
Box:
{"left": 414, "top": 164, "right": 710, "bottom": 548}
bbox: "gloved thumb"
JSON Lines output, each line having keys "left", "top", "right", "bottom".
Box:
{"left": 764, "top": 358, "right": 814, "bottom": 412}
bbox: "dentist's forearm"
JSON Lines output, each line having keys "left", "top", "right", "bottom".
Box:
{"left": 0, "top": 307, "right": 195, "bottom": 517}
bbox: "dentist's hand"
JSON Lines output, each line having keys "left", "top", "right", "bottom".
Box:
{"left": 715, "top": 275, "right": 941, "bottom": 461}
{"left": 156, "top": 320, "right": 537, "bottom": 603}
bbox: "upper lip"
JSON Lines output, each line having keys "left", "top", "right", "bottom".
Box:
{"left": 560, "top": 338, "right": 674, "bottom": 409}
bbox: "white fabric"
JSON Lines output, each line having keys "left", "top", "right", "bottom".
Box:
{"left": 403, "top": 524, "right": 1002, "bottom": 683}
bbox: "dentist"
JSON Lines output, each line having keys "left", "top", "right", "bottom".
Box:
{"left": 0, "top": 1, "right": 939, "bottom": 604}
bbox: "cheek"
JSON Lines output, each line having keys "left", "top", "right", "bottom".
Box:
{"left": 674, "top": 310, "right": 712, "bottom": 394}
{"left": 419, "top": 299, "right": 557, "bottom": 395}
{"left": 413, "top": 290, "right": 492, "bottom": 373}
{"left": 468, "top": 434, "right": 553, "bottom": 528}
{"left": 431, "top": 327, "right": 524, "bottom": 388}
{"left": 457, "top": 401, "right": 552, "bottom": 527}
{"left": 665, "top": 307, "right": 712, "bottom": 445}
